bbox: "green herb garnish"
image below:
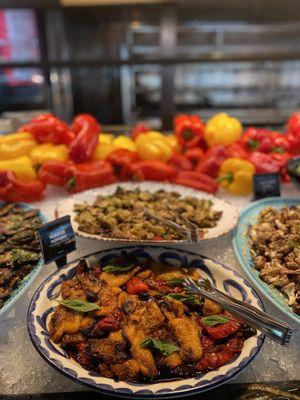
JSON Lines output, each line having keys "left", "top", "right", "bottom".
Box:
{"left": 201, "top": 315, "right": 230, "bottom": 326}
{"left": 140, "top": 338, "right": 179, "bottom": 356}
{"left": 57, "top": 298, "right": 100, "bottom": 312}
{"left": 102, "top": 262, "right": 134, "bottom": 274}
{"left": 168, "top": 278, "right": 185, "bottom": 285}
{"left": 165, "top": 293, "right": 203, "bottom": 306}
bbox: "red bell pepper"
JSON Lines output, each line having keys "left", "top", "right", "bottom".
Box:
{"left": 184, "top": 148, "right": 204, "bottom": 166}
{"left": 38, "top": 161, "right": 70, "bottom": 187}
{"left": 19, "top": 113, "right": 75, "bottom": 145}
{"left": 0, "top": 171, "right": 45, "bottom": 202}
{"left": 287, "top": 111, "right": 300, "bottom": 136}
{"left": 248, "top": 151, "right": 282, "bottom": 174}
{"left": 107, "top": 149, "right": 139, "bottom": 180}
{"left": 69, "top": 114, "right": 100, "bottom": 163}
{"left": 271, "top": 134, "right": 290, "bottom": 154}
{"left": 270, "top": 152, "right": 293, "bottom": 182}
{"left": 286, "top": 133, "right": 300, "bottom": 154}
{"left": 196, "top": 146, "right": 227, "bottom": 178}
{"left": 226, "top": 141, "right": 248, "bottom": 159}
{"left": 65, "top": 160, "right": 116, "bottom": 193}
{"left": 173, "top": 170, "right": 218, "bottom": 194}
{"left": 126, "top": 277, "right": 149, "bottom": 294}
{"left": 174, "top": 114, "right": 205, "bottom": 148}
{"left": 168, "top": 153, "right": 193, "bottom": 171}
{"left": 131, "top": 123, "right": 150, "bottom": 141}
{"left": 130, "top": 160, "right": 177, "bottom": 181}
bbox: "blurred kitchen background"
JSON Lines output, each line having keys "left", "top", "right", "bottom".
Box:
{"left": 1, "top": 0, "right": 300, "bottom": 131}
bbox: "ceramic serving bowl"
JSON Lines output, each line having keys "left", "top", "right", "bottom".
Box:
{"left": 27, "top": 246, "right": 264, "bottom": 398}
{"left": 0, "top": 202, "right": 47, "bottom": 319}
{"left": 56, "top": 181, "right": 239, "bottom": 244}
{"left": 232, "top": 197, "right": 300, "bottom": 325}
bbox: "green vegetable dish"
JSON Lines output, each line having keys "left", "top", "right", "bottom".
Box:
{"left": 73, "top": 187, "right": 222, "bottom": 241}
{"left": 0, "top": 203, "right": 42, "bottom": 309}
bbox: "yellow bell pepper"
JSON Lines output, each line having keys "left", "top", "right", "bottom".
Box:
{"left": 0, "top": 132, "right": 37, "bottom": 160}
{"left": 204, "top": 113, "right": 242, "bottom": 147}
{"left": 99, "top": 133, "right": 114, "bottom": 144}
{"left": 218, "top": 157, "right": 255, "bottom": 195}
{"left": 92, "top": 142, "right": 116, "bottom": 161}
{"left": 136, "top": 131, "right": 173, "bottom": 162}
{"left": 166, "top": 134, "right": 181, "bottom": 153}
{"left": 113, "top": 135, "right": 136, "bottom": 152}
{"left": 0, "top": 156, "right": 37, "bottom": 182}
{"left": 30, "top": 143, "right": 68, "bottom": 165}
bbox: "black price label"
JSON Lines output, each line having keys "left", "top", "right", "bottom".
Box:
{"left": 253, "top": 173, "right": 281, "bottom": 200}
{"left": 38, "top": 215, "right": 76, "bottom": 268}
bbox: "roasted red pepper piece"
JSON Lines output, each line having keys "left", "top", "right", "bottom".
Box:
{"left": 69, "top": 114, "right": 100, "bottom": 163}
{"left": 168, "top": 153, "right": 193, "bottom": 171}
{"left": 184, "top": 148, "right": 204, "bottom": 166}
{"left": 131, "top": 123, "right": 150, "bottom": 141}
{"left": 0, "top": 170, "right": 45, "bottom": 202}
{"left": 91, "top": 310, "right": 123, "bottom": 336}
{"left": 226, "top": 141, "right": 248, "bottom": 159}
{"left": 198, "top": 338, "right": 243, "bottom": 372}
{"left": 107, "top": 149, "right": 139, "bottom": 180}
{"left": 174, "top": 114, "right": 205, "bottom": 148}
{"left": 38, "top": 161, "right": 70, "bottom": 187}
{"left": 248, "top": 151, "right": 282, "bottom": 174}
{"left": 19, "top": 113, "right": 75, "bottom": 145}
{"left": 199, "top": 318, "right": 242, "bottom": 340}
{"left": 130, "top": 160, "right": 177, "bottom": 181}
{"left": 173, "top": 170, "right": 218, "bottom": 194}
{"left": 196, "top": 146, "right": 227, "bottom": 178}
{"left": 65, "top": 160, "right": 116, "bottom": 193}
{"left": 126, "top": 277, "right": 149, "bottom": 294}
{"left": 200, "top": 334, "right": 215, "bottom": 351}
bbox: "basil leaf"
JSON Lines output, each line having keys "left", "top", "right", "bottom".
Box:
{"left": 57, "top": 298, "right": 100, "bottom": 312}
{"left": 103, "top": 262, "right": 134, "bottom": 274}
{"left": 168, "top": 278, "right": 185, "bottom": 285}
{"left": 201, "top": 315, "right": 230, "bottom": 326}
{"left": 140, "top": 338, "right": 179, "bottom": 356}
{"left": 165, "top": 293, "right": 203, "bottom": 306}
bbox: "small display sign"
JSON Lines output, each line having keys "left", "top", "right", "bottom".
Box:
{"left": 253, "top": 173, "right": 281, "bottom": 200}
{"left": 38, "top": 215, "right": 76, "bottom": 268}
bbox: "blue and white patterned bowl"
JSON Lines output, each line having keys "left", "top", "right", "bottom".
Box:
{"left": 0, "top": 202, "right": 47, "bottom": 319}
{"left": 232, "top": 197, "right": 300, "bottom": 325}
{"left": 27, "top": 246, "right": 265, "bottom": 398}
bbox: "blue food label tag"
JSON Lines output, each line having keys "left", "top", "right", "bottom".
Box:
{"left": 38, "top": 215, "right": 76, "bottom": 267}
{"left": 253, "top": 173, "right": 281, "bottom": 200}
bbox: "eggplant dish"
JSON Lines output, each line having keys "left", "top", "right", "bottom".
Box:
{"left": 74, "top": 187, "right": 222, "bottom": 241}
{"left": 0, "top": 203, "right": 42, "bottom": 309}
{"left": 49, "top": 257, "right": 255, "bottom": 383}
{"left": 248, "top": 205, "right": 300, "bottom": 315}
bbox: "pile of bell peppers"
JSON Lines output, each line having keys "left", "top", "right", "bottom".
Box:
{"left": 0, "top": 110, "right": 299, "bottom": 203}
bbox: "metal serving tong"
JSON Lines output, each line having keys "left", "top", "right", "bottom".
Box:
{"left": 183, "top": 277, "right": 293, "bottom": 346}
{"left": 143, "top": 208, "right": 200, "bottom": 242}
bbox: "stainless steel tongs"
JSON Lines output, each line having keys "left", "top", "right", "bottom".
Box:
{"left": 183, "top": 277, "right": 293, "bottom": 346}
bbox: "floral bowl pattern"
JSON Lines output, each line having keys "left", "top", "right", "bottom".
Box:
{"left": 27, "top": 246, "right": 265, "bottom": 398}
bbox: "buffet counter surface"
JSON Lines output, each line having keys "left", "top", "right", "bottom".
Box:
{"left": 0, "top": 184, "right": 299, "bottom": 396}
